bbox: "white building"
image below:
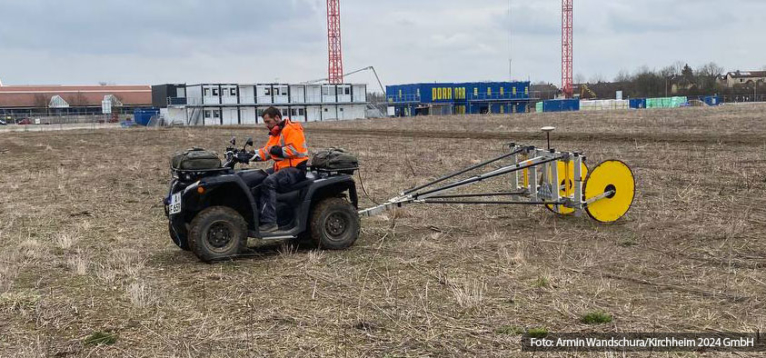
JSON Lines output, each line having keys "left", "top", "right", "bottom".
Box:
{"left": 151, "top": 83, "right": 368, "bottom": 125}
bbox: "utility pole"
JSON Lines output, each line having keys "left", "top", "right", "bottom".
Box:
{"left": 755, "top": 79, "right": 761, "bottom": 102}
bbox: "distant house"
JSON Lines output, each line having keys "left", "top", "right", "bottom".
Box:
{"left": 718, "top": 71, "right": 766, "bottom": 88}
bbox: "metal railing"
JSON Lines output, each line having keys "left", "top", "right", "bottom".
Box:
{"left": 387, "top": 94, "right": 421, "bottom": 103}
{"left": 386, "top": 93, "right": 531, "bottom": 104}
{"left": 167, "top": 97, "right": 202, "bottom": 106}
{"left": 467, "top": 93, "right": 528, "bottom": 101}
{"left": 167, "top": 96, "right": 366, "bottom": 106}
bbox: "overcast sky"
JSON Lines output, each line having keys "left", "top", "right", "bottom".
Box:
{"left": 0, "top": 0, "right": 763, "bottom": 92}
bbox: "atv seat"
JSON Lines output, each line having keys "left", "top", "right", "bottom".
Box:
{"left": 237, "top": 169, "right": 269, "bottom": 188}
{"left": 247, "top": 175, "right": 314, "bottom": 200}
{"left": 277, "top": 177, "right": 314, "bottom": 194}
{"left": 272, "top": 178, "right": 313, "bottom": 208}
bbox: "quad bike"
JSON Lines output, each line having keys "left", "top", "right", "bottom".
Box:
{"left": 163, "top": 137, "right": 360, "bottom": 262}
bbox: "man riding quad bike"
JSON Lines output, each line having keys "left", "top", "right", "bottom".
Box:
{"left": 164, "top": 107, "right": 361, "bottom": 262}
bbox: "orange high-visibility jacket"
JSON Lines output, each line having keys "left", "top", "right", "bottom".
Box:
{"left": 255, "top": 118, "right": 309, "bottom": 171}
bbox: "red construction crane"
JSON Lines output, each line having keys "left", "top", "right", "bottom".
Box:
{"left": 327, "top": 0, "right": 344, "bottom": 84}
{"left": 561, "top": 0, "right": 574, "bottom": 98}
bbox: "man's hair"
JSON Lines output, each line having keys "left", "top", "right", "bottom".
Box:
{"left": 262, "top": 106, "right": 281, "bottom": 120}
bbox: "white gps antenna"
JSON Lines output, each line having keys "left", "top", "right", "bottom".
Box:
{"left": 541, "top": 126, "right": 555, "bottom": 150}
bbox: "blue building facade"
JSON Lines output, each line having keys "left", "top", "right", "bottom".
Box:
{"left": 386, "top": 81, "right": 532, "bottom": 116}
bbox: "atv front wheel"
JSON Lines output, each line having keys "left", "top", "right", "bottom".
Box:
{"left": 310, "top": 198, "right": 360, "bottom": 250}
{"left": 188, "top": 206, "right": 248, "bottom": 262}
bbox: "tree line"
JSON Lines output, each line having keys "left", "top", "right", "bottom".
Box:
{"left": 533, "top": 62, "right": 765, "bottom": 100}
{"left": 595, "top": 62, "right": 727, "bottom": 98}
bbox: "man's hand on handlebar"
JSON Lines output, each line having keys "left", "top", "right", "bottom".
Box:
{"left": 236, "top": 151, "right": 255, "bottom": 164}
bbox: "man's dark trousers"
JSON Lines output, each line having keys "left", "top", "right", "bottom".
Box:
{"left": 259, "top": 167, "right": 306, "bottom": 225}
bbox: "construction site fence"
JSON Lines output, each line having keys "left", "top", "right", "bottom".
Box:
{"left": 580, "top": 99, "right": 630, "bottom": 111}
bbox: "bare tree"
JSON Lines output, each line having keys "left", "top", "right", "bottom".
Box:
{"left": 588, "top": 73, "right": 604, "bottom": 84}
{"left": 695, "top": 62, "right": 724, "bottom": 93}
{"left": 67, "top": 92, "right": 89, "bottom": 107}
{"left": 33, "top": 94, "right": 48, "bottom": 108}
{"left": 659, "top": 65, "right": 678, "bottom": 78}
{"left": 672, "top": 61, "right": 686, "bottom": 76}
{"left": 32, "top": 94, "right": 49, "bottom": 116}
{"left": 614, "top": 69, "right": 632, "bottom": 83}
{"left": 574, "top": 73, "right": 585, "bottom": 84}
{"left": 697, "top": 62, "right": 724, "bottom": 77}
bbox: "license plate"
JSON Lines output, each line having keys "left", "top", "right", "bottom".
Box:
{"left": 169, "top": 193, "right": 182, "bottom": 215}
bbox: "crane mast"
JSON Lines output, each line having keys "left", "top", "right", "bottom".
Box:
{"left": 562, "top": 0, "right": 574, "bottom": 98}
{"left": 327, "top": 0, "right": 344, "bottom": 84}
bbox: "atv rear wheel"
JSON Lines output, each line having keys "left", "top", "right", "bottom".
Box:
{"left": 189, "top": 206, "right": 248, "bottom": 262}
{"left": 310, "top": 197, "right": 360, "bottom": 250}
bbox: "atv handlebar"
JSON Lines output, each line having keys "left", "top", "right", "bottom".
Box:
{"left": 224, "top": 148, "right": 258, "bottom": 169}
{"left": 223, "top": 137, "right": 256, "bottom": 169}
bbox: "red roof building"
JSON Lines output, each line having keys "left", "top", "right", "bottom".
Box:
{"left": 0, "top": 85, "right": 152, "bottom": 110}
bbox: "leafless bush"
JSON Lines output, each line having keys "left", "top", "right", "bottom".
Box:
{"left": 66, "top": 253, "right": 88, "bottom": 276}
{"left": 126, "top": 282, "right": 156, "bottom": 308}
{"left": 53, "top": 232, "right": 79, "bottom": 250}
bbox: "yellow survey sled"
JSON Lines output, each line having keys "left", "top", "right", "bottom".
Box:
{"left": 359, "top": 127, "right": 635, "bottom": 223}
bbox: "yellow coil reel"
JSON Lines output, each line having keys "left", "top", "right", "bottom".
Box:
{"left": 583, "top": 160, "right": 635, "bottom": 223}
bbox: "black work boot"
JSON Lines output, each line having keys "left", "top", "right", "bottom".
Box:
{"left": 259, "top": 223, "right": 279, "bottom": 233}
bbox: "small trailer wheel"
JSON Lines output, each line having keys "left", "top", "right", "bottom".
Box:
{"left": 310, "top": 198, "right": 360, "bottom": 250}
{"left": 546, "top": 161, "right": 589, "bottom": 215}
{"left": 584, "top": 160, "right": 635, "bottom": 223}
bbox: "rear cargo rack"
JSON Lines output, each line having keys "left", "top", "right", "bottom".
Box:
{"left": 311, "top": 166, "right": 359, "bottom": 174}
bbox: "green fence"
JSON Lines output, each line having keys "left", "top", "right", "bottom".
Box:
{"left": 646, "top": 96, "right": 687, "bottom": 109}
{"left": 536, "top": 102, "right": 543, "bottom": 113}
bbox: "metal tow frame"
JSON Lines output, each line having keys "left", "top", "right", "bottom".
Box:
{"left": 359, "top": 143, "right": 596, "bottom": 218}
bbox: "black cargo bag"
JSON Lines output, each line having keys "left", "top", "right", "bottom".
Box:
{"left": 311, "top": 147, "right": 358, "bottom": 174}
{"left": 171, "top": 147, "right": 221, "bottom": 170}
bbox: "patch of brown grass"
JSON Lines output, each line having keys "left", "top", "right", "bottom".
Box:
{"left": 0, "top": 105, "right": 764, "bottom": 356}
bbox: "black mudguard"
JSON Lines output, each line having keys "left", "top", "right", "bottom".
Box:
{"left": 168, "top": 174, "right": 258, "bottom": 234}
{"left": 297, "top": 175, "right": 358, "bottom": 230}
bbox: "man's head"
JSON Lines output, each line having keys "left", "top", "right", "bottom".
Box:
{"left": 262, "top": 107, "right": 282, "bottom": 130}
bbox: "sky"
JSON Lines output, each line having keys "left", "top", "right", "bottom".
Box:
{"left": 0, "top": 0, "right": 764, "bottom": 92}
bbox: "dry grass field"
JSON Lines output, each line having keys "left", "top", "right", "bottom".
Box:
{"left": 1, "top": 104, "right": 765, "bottom": 357}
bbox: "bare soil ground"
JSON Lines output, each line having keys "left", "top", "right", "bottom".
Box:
{"left": 0, "top": 104, "right": 765, "bottom": 357}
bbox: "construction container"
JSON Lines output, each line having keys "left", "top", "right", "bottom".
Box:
{"left": 629, "top": 98, "right": 646, "bottom": 109}
{"left": 646, "top": 97, "right": 687, "bottom": 109}
{"left": 134, "top": 108, "right": 160, "bottom": 126}
{"left": 703, "top": 96, "right": 721, "bottom": 106}
{"left": 580, "top": 100, "right": 629, "bottom": 111}
{"left": 542, "top": 99, "right": 579, "bottom": 112}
